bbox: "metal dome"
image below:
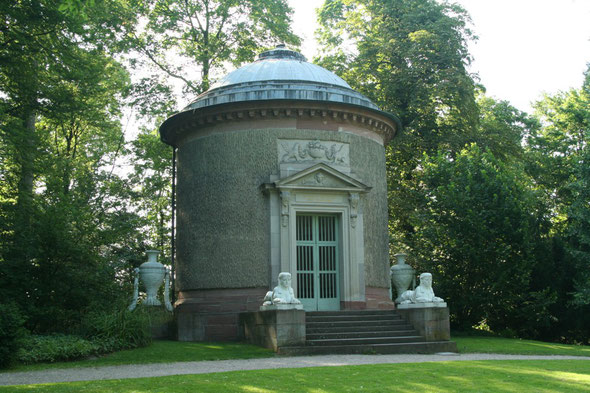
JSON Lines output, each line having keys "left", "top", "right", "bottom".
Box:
{"left": 183, "top": 45, "right": 379, "bottom": 111}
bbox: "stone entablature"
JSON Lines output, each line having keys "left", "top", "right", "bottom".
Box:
{"left": 159, "top": 101, "right": 398, "bottom": 147}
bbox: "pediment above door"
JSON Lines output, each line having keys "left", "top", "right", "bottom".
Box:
{"left": 273, "top": 163, "right": 370, "bottom": 193}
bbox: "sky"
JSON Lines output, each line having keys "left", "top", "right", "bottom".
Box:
{"left": 287, "top": 0, "right": 590, "bottom": 113}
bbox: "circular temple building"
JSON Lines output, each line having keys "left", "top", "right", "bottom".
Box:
{"left": 159, "top": 45, "right": 401, "bottom": 341}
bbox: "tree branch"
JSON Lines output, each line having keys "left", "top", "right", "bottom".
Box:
{"left": 135, "top": 34, "right": 198, "bottom": 92}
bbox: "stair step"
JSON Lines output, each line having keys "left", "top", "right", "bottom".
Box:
{"left": 273, "top": 310, "right": 458, "bottom": 356}
{"left": 307, "top": 335, "right": 425, "bottom": 346}
{"left": 307, "top": 330, "right": 418, "bottom": 340}
{"left": 306, "top": 324, "right": 415, "bottom": 334}
{"left": 279, "top": 341, "right": 458, "bottom": 356}
{"left": 306, "top": 319, "right": 410, "bottom": 328}
{"left": 306, "top": 314, "right": 401, "bottom": 323}
{"left": 307, "top": 310, "right": 397, "bottom": 317}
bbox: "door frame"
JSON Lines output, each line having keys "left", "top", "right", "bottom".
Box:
{"left": 266, "top": 164, "right": 370, "bottom": 310}
{"left": 295, "top": 213, "right": 341, "bottom": 311}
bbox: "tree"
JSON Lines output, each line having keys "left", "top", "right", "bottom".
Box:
{"left": 473, "top": 93, "right": 538, "bottom": 162}
{"left": 0, "top": 0, "right": 135, "bottom": 255}
{"left": 316, "top": 0, "right": 480, "bottom": 251}
{"left": 133, "top": 0, "right": 300, "bottom": 94}
{"left": 316, "top": 0, "right": 478, "bottom": 139}
{"left": 0, "top": 0, "right": 142, "bottom": 331}
{"left": 127, "top": 127, "right": 173, "bottom": 258}
{"left": 410, "top": 144, "right": 554, "bottom": 335}
{"left": 568, "top": 146, "right": 590, "bottom": 307}
{"left": 524, "top": 65, "right": 590, "bottom": 342}
{"left": 527, "top": 66, "right": 590, "bottom": 227}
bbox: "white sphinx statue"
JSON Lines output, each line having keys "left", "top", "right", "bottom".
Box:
{"left": 261, "top": 272, "right": 303, "bottom": 310}
{"left": 398, "top": 272, "right": 446, "bottom": 308}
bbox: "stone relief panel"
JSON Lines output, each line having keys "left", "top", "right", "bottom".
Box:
{"left": 278, "top": 139, "right": 350, "bottom": 167}
{"left": 290, "top": 171, "right": 349, "bottom": 188}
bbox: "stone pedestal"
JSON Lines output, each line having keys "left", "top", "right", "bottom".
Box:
{"left": 396, "top": 306, "right": 451, "bottom": 341}
{"left": 259, "top": 304, "right": 303, "bottom": 311}
{"left": 397, "top": 302, "right": 447, "bottom": 309}
{"left": 175, "top": 288, "right": 266, "bottom": 342}
{"left": 144, "top": 307, "right": 175, "bottom": 339}
{"left": 239, "top": 309, "right": 305, "bottom": 351}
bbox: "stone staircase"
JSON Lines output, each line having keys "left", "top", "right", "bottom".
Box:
{"left": 279, "top": 310, "right": 457, "bottom": 355}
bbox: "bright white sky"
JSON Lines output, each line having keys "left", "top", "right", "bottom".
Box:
{"left": 288, "top": 0, "right": 590, "bottom": 113}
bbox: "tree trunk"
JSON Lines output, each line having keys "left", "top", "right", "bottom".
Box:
{"left": 14, "top": 109, "right": 36, "bottom": 238}
{"left": 10, "top": 107, "right": 37, "bottom": 284}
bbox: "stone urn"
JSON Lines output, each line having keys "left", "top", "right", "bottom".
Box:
{"left": 139, "top": 250, "right": 166, "bottom": 306}
{"left": 390, "top": 252, "right": 415, "bottom": 304}
{"left": 307, "top": 141, "right": 325, "bottom": 158}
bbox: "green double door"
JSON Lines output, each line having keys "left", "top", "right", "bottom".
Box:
{"left": 296, "top": 214, "right": 340, "bottom": 311}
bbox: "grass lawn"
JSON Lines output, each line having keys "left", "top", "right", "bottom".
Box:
{"left": 2, "top": 360, "right": 590, "bottom": 392}
{"left": 7, "top": 334, "right": 589, "bottom": 373}
{"left": 3, "top": 341, "right": 274, "bottom": 372}
{"left": 454, "top": 334, "right": 590, "bottom": 357}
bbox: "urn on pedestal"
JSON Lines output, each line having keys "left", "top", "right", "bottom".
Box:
{"left": 129, "top": 250, "right": 173, "bottom": 312}
{"left": 390, "top": 252, "right": 415, "bottom": 304}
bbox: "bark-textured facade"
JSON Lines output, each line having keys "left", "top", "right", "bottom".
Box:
{"left": 159, "top": 45, "right": 401, "bottom": 341}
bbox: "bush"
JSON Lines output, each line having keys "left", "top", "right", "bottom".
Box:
{"left": 79, "top": 308, "right": 152, "bottom": 352}
{"left": 16, "top": 334, "right": 99, "bottom": 365}
{"left": 0, "top": 303, "right": 26, "bottom": 368}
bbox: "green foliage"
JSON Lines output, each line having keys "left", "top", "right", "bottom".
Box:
{"left": 316, "top": 0, "right": 482, "bottom": 259}
{"left": 568, "top": 146, "right": 590, "bottom": 307}
{"left": 9, "top": 340, "right": 274, "bottom": 371}
{"left": 16, "top": 335, "right": 99, "bottom": 365}
{"left": 524, "top": 64, "right": 590, "bottom": 341}
{"left": 132, "top": 0, "right": 301, "bottom": 94}
{"left": 316, "top": 0, "right": 589, "bottom": 343}
{"left": 0, "top": 0, "right": 147, "bottom": 334}
{"left": 79, "top": 308, "right": 152, "bottom": 353}
{"left": 0, "top": 303, "right": 26, "bottom": 368}
{"left": 408, "top": 144, "right": 553, "bottom": 335}
{"left": 317, "top": 0, "right": 478, "bottom": 141}
{"left": 127, "top": 128, "right": 173, "bottom": 256}
{"left": 11, "top": 309, "right": 154, "bottom": 366}
{"left": 473, "top": 93, "right": 538, "bottom": 161}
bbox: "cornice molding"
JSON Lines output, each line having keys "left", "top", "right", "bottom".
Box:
{"left": 160, "top": 100, "right": 399, "bottom": 147}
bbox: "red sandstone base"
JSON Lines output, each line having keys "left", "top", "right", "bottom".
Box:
{"left": 176, "top": 286, "right": 395, "bottom": 341}
{"left": 176, "top": 288, "right": 267, "bottom": 341}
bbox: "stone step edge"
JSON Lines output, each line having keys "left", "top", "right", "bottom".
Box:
{"left": 306, "top": 316, "right": 402, "bottom": 322}
{"left": 307, "top": 330, "right": 418, "bottom": 338}
{"left": 306, "top": 320, "right": 403, "bottom": 325}
{"left": 307, "top": 310, "right": 400, "bottom": 314}
{"left": 307, "top": 335, "right": 424, "bottom": 343}
{"left": 278, "top": 341, "right": 458, "bottom": 355}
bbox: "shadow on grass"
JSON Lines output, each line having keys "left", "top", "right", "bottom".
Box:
{"left": 453, "top": 332, "right": 590, "bottom": 357}
{"left": 3, "top": 360, "right": 590, "bottom": 393}
{"left": 3, "top": 341, "right": 274, "bottom": 372}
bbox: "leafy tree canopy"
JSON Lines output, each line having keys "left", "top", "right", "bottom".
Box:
{"left": 410, "top": 144, "right": 553, "bottom": 334}
{"left": 316, "top": 0, "right": 479, "bottom": 145}
{"left": 133, "top": 0, "right": 301, "bottom": 94}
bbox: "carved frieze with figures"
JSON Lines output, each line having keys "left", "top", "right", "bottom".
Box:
{"left": 278, "top": 139, "right": 350, "bottom": 168}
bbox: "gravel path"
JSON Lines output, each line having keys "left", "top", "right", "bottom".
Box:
{"left": 2, "top": 353, "right": 590, "bottom": 386}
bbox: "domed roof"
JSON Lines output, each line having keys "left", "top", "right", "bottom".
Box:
{"left": 210, "top": 46, "right": 349, "bottom": 89}
{"left": 183, "top": 45, "right": 379, "bottom": 111}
